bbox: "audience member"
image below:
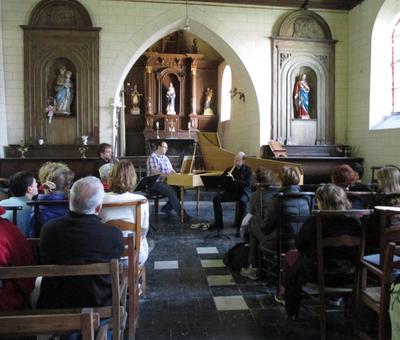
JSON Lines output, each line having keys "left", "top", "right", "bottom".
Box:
{"left": 99, "top": 160, "right": 150, "bottom": 265}
{"left": 284, "top": 184, "right": 360, "bottom": 318}
{"left": 0, "top": 206, "right": 36, "bottom": 311}
{"left": 30, "top": 162, "right": 74, "bottom": 236}
{"left": 331, "top": 164, "right": 363, "bottom": 208}
{"left": 349, "top": 162, "right": 371, "bottom": 192}
{"left": 93, "top": 143, "right": 113, "bottom": 178}
{"left": 240, "top": 168, "right": 277, "bottom": 242}
{"left": 99, "top": 163, "right": 114, "bottom": 191}
{"left": 146, "top": 140, "right": 193, "bottom": 223}
{"left": 240, "top": 166, "right": 309, "bottom": 280}
{"left": 38, "top": 176, "right": 124, "bottom": 309}
{"left": 0, "top": 171, "right": 38, "bottom": 237}
{"left": 212, "top": 151, "right": 252, "bottom": 231}
{"left": 367, "top": 166, "right": 400, "bottom": 245}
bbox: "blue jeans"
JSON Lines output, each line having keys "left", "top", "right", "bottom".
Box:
{"left": 150, "top": 181, "right": 181, "bottom": 215}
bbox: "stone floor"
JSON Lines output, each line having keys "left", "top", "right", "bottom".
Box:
{"left": 135, "top": 200, "right": 358, "bottom": 340}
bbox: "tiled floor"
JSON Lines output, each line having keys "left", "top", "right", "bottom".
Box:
{"left": 136, "top": 200, "right": 357, "bottom": 339}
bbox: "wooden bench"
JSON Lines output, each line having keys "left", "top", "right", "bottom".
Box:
{"left": 0, "top": 308, "right": 106, "bottom": 340}
{"left": 0, "top": 259, "right": 127, "bottom": 340}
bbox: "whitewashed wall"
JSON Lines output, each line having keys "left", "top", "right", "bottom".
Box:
{"left": 0, "top": 0, "right": 9, "bottom": 157}
{"left": 348, "top": 0, "right": 400, "bottom": 181}
{"left": 0, "top": 0, "right": 349, "bottom": 158}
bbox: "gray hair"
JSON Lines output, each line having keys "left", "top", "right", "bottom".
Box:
{"left": 69, "top": 176, "right": 104, "bottom": 214}
{"left": 99, "top": 163, "right": 114, "bottom": 182}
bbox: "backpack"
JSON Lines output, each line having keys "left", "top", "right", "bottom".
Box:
{"left": 222, "top": 242, "right": 249, "bottom": 270}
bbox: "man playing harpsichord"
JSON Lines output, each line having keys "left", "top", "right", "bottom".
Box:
{"left": 146, "top": 141, "right": 193, "bottom": 223}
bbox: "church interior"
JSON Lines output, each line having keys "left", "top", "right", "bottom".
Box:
{"left": 0, "top": 0, "right": 400, "bottom": 339}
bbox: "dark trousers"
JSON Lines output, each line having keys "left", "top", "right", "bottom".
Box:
{"left": 213, "top": 191, "right": 249, "bottom": 230}
{"left": 151, "top": 181, "right": 182, "bottom": 215}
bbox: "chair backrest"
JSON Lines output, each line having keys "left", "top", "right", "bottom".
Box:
{"left": 26, "top": 199, "right": 69, "bottom": 237}
{"left": 276, "top": 191, "right": 314, "bottom": 251}
{"left": 374, "top": 206, "right": 400, "bottom": 267}
{"left": 315, "top": 209, "right": 371, "bottom": 291}
{"left": 346, "top": 191, "right": 376, "bottom": 209}
{"left": 0, "top": 259, "right": 125, "bottom": 340}
{"left": 0, "top": 308, "right": 101, "bottom": 340}
{"left": 1, "top": 205, "right": 24, "bottom": 224}
{"left": 101, "top": 199, "right": 146, "bottom": 255}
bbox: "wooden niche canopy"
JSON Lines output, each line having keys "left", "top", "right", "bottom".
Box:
{"left": 21, "top": 0, "right": 100, "bottom": 147}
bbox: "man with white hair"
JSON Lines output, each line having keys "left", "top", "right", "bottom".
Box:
{"left": 212, "top": 151, "right": 252, "bottom": 232}
{"left": 37, "top": 176, "right": 124, "bottom": 309}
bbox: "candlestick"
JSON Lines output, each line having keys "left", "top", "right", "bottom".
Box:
{"left": 188, "top": 122, "right": 191, "bottom": 130}
{"left": 156, "top": 122, "right": 159, "bottom": 129}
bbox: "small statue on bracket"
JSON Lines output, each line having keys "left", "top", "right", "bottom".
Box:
{"left": 203, "top": 88, "right": 214, "bottom": 116}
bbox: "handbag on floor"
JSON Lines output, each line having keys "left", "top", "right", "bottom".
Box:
{"left": 223, "top": 242, "right": 249, "bottom": 270}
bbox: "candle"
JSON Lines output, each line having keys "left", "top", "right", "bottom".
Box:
{"left": 156, "top": 122, "right": 159, "bottom": 129}
{"left": 188, "top": 122, "right": 191, "bottom": 130}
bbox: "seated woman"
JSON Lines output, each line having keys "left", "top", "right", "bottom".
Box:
{"left": 284, "top": 184, "right": 361, "bottom": 318}
{"left": 240, "top": 166, "right": 310, "bottom": 280}
{"left": 331, "top": 164, "right": 363, "bottom": 209}
{"left": 240, "top": 168, "right": 277, "bottom": 242}
{"left": 367, "top": 165, "right": 400, "bottom": 246}
{"left": 30, "top": 162, "right": 74, "bottom": 236}
{"left": 0, "top": 206, "right": 36, "bottom": 311}
{"left": 99, "top": 163, "right": 114, "bottom": 192}
{"left": 99, "top": 160, "right": 150, "bottom": 265}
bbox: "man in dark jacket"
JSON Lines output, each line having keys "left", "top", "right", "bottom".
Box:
{"left": 38, "top": 176, "right": 124, "bottom": 309}
{"left": 212, "top": 151, "right": 252, "bottom": 231}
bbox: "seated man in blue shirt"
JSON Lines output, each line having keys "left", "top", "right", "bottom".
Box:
{"left": 146, "top": 141, "right": 193, "bottom": 223}
{"left": 0, "top": 171, "right": 38, "bottom": 237}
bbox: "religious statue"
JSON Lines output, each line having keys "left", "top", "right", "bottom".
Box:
{"left": 129, "top": 83, "right": 142, "bottom": 115}
{"left": 166, "top": 83, "right": 176, "bottom": 115}
{"left": 203, "top": 88, "right": 214, "bottom": 116}
{"left": 54, "top": 66, "right": 74, "bottom": 115}
{"left": 192, "top": 38, "right": 198, "bottom": 53}
{"left": 293, "top": 74, "right": 310, "bottom": 119}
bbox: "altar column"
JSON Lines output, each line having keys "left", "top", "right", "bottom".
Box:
{"left": 189, "top": 57, "right": 199, "bottom": 130}
{"left": 145, "top": 65, "right": 154, "bottom": 130}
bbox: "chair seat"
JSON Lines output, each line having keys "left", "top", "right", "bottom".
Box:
{"left": 305, "top": 282, "right": 353, "bottom": 293}
{"left": 363, "top": 253, "right": 400, "bottom": 265}
{"left": 361, "top": 287, "right": 381, "bottom": 312}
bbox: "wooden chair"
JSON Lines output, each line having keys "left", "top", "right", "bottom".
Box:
{"left": 346, "top": 191, "right": 376, "bottom": 209}
{"left": 0, "top": 259, "right": 127, "bottom": 340}
{"left": 358, "top": 242, "right": 400, "bottom": 340}
{"left": 0, "top": 308, "right": 106, "bottom": 340}
{"left": 2, "top": 205, "right": 24, "bottom": 224}
{"left": 364, "top": 206, "right": 400, "bottom": 267}
{"left": 101, "top": 199, "right": 147, "bottom": 338}
{"left": 305, "top": 209, "right": 372, "bottom": 340}
{"left": 259, "top": 191, "right": 314, "bottom": 291}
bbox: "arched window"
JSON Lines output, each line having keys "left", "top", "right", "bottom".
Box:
{"left": 220, "top": 65, "right": 232, "bottom": 122}
{"left": 369, "top": 3, "right": 400, "bottom": 130}
{"left": 392, "top": 18, "right": 400, "bottom": 113}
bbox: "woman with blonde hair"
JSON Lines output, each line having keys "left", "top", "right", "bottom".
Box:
{"left": 285, "top": 184, "right": 360, "bottom": 318}
{"left": 99, "top": 160, "right": 150, "bottom": 265}
{"left": 32, "top": 162, "right": 74, "bottom": 236}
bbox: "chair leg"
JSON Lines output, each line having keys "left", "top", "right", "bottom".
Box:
{"left": 320, "top": 294, "right": 327, "bottom": 340}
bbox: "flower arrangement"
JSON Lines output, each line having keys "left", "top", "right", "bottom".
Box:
{"left": 17, "top": 140, "right": 29, "bottom": 158}
{"left": 45, "top": 97, "right": 56, "bottom": 124}
{"left": 78, "top": 146, "right": 88, "bottom": 158}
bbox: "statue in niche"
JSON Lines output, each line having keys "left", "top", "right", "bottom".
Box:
{"left": 191, "top": 38, "right": 198, "bottom": 53}
{"left": 128, "top": 83, "right": 142, "bottom": 115}
{"left": 54, "top": 66, "right": 74, "bottom": 115}
{"left": 293, "top": 74, "right": 311, "bottom": 119}
{"left": 166, "top": 83, "right": 176, "bottom": 115}
{"left": 203, "top": 88, "right": 214, "bottom": 116}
